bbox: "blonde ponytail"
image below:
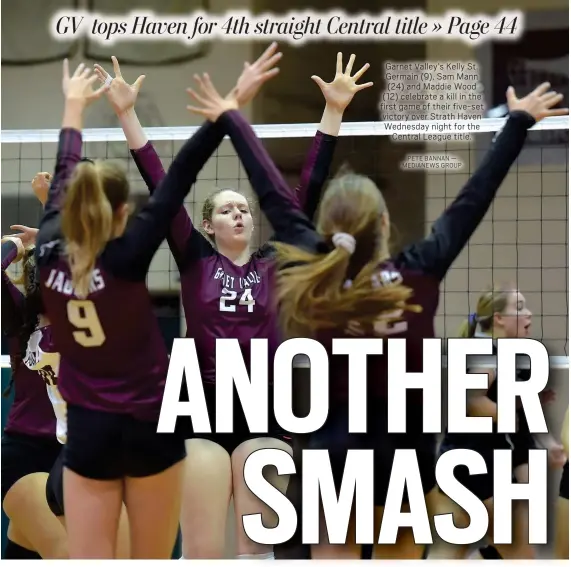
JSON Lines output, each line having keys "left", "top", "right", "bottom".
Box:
{"left": 61, "top": 161, "right": 113, "bottom": 298}
{"left": 458, "top": 313, "right": 478, "bottom": 338}
{"left": 273, "top": 241, "right": 417, "bottom": 339}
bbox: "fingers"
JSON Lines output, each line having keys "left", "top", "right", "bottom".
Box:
{"left": 344, "top": 53, "right": 356, "bottom": 75}
{"left": 197, "top": 73, "right": 219, "bottom": 98}
{"left": 72, "top": 63, "right": 85, "bottom": 78}
{"left": 186, "top": 105, "right": 209, "bottom": 117}
{"left": 63, "top": 58, "right": 70, "bottom": 80}
{"left": 80, "top": 66, "right": 92, "bottom": 79}
{"left": 506, "top": 86, "right": 516, "bottom": 105}
{"left": 336, "top": 52, "right": 343, "bottom": 75}
{"left": 532, "top": 82, "right": 551, "bottom": 97}
{"left": 545, "top": 107, "right": 569, "bottom": 117}
{"left": 311, "top": 75, "right": 327, "bottom": 90}
{"left": 260, "top": 51, "right": 282, "bottom": 72}
{"left": 258, "top": 42, "right": 278, "bottom": 64}
{"left": 186, "top": 87, "right": 208, "bottom": 106}
{"left": 93, "top": 65, "right": 108, "bottom": 83}
{"left": 261, "top": 68, "right": 280, "bottom": 81}
{"left": 542, "top": 92, "right": 564, "bottom": 107}
{"left": 111, "top": 56, "right": 122, "bottom": 78}
{"left": 355, "top": 81, "right": 374, "bottom": 91}
{"left": 133, "top": 74, "right": 146, "bottom": 92}
{"left": 10, "top": 225, "right": 29, "bottom": 232}
{"left": 90, "top": 81, "right": 111, "bottom": 100}
{"left": 351, "top": 62, "right": 370, "bottom": 81}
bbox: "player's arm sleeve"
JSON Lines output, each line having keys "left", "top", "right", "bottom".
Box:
{"left": 130, "top": 141, "right": 199, "bottom": 266}
{"left": 37, "top": 128, "right": 82, "bottom": 247}
{"left": 397, "top": 111, "right": 536, "bottom": 280}
{"left": 219, "top": 110, "right": 322, "bottom": 252}
{"left": 112, "top": 119, "right": 226, "bottom": 279}
{"left": 1, "top": 241, "right": 24, "bottom": 337}
{"left": 294, "top": 131, "right": 337, "bottom": 219}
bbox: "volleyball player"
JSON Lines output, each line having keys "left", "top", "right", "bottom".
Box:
{"left": 93, "top": 48, "right": 370, "bottom": 559}
{"left": 34, "top": 60, "right": 230, "bottom": 559}
{"left": 188, "top": 79, "right": 566, "bottom": 559}
{"left": 555, "top": 408, "right": 569, "bottom": 559}
{"left": 438, "top": 284, "right": 565, "bottom": 559}
{"left": 1, "top": 219, "right": 65, "bottom": 559}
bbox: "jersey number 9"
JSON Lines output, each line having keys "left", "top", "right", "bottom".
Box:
{"left": 67, "top": 300, "right": 106, "bottom": 347}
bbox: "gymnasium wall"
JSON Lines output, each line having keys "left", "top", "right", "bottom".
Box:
{"left": 425, "top": 0, "right": 568, "bottom": 354}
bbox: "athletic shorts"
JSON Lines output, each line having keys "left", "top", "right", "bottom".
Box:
{"left": 64, "top": 404, "right": 186, "bottom": 481}
{"left": 1, "top": 432, "right": 61, "bottom": 502}
{"left": 45, "top": 449, "right": 64, "bottom": 517}
{"left": 560, "top": 460, "right": 569, "bottom": 500}
{"left": 177, "top": 382, "right": 292, "bottom": 455}
{"left": 438, "top": 435, "right": 527, "bottom": 502}
{"left": 307, "top": 402, "right": 437, "bottom": 507}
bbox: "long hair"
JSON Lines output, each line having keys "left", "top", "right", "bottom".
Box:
{"left": 273, "top": 172, "right": 419, "bottom": 338}
{"left": 61, "top": 160, "right": 129, "bottom": 297}
{"left": 458, "top": 283, "right": 514, "bottom": 337}
{"left": 2, "top": 247, "right": 43, "bottom": 396}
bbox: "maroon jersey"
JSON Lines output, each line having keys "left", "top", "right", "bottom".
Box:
{"left": 2, "top": 240, "right": 57, "bottom": 438}
{"left": 219, "top": 109, "right": 537, "bottom": 435}
{"left": 131, "top": 124, "right": 337, "bottom": 384}
{"left": 35, "top": 122, "right": 226, "bottom": 420}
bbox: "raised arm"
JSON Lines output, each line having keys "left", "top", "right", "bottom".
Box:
{"left": 295, "top": 53, "right": 373, "bottom": 218}
{"left": 111, "top": 118, "right": 226, "bottom": 279}
{"left": 219, "top": 109, "right": 320, "bottom": 249}
{"left": 38, "top": 61, "right": 108, "bottom": 249}
{"left": 94, "top": 58, "right": 198, "bottom": 263}
{"left": 398, "top": 83, "right": 567, "bottom": 280}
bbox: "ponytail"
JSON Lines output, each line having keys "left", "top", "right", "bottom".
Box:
{"left": 273, "top": 241, "right": 418, "bottom": 338}
{"left": 458, "top": 313, "right": 478, "bottom": 337}
{"left": 61, "top": 162, "right": 113, "bottom": 298}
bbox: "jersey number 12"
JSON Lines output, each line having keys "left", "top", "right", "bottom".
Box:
{"left": 67, "top": 300, "right": 106, "bottom": 347}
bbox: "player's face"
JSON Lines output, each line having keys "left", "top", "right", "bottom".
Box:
{"left": 209, "top": 190, "right": 253, "bottom": 248}
{"left": 497, "top": 291, "right": 532, "bottom": 337}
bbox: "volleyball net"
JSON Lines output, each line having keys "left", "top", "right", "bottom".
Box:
{"left": 1, "top": 115, "right": 569, "bottom": 372}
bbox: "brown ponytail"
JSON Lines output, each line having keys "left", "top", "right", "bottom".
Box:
{"left": 61, "top": 161, "right": 129, "bottom": 297}
{"left": 273, "top": 172, "right": 419, "bottom": 338}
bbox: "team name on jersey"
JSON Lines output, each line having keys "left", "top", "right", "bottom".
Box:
{"left": 213, "top": 267, "right": 261, "bottom": 290}
{"left": 44, "top": 268, "right": 106, "bottom": 295}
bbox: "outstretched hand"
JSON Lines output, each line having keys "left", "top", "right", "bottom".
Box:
{"left": 230, "top": 42, "right": 282, "bottom": 107}
{"left": 312, "top": 53, "right": 374, "bottom": 113}
{"left": 187, "top": 73, "right": 238, "bottom": 122}
{"left": 62, "top": 59, "right": 109, "bottom": 106}
{"left": 9, "top": 225, "right": 38, "bottom": 248}
{"left": 94, "top": 56, "right": 146, "bottom": 115}
{"left": 31, "top": 172, "right": 51, "bottom": 206}
{"left": 507, "top": 82, "right": 568, "bottom": 122}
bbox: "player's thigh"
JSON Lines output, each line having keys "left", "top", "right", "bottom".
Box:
{"left": 180, "top": 438, "right": 233, "bottom": 558}
{"left": 124, "top": 460, "right": 184, "bottom": 559}
{"left": 3, "top": 472, "right": 67, "bottom": 559}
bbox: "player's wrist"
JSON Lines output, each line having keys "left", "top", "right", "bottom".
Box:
{"left": 1, "top": 236, "right": 25, "bottom": 262}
